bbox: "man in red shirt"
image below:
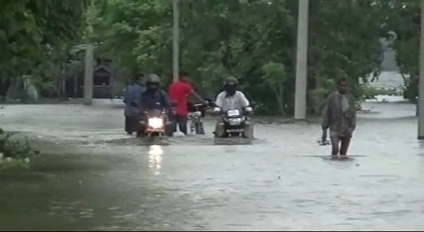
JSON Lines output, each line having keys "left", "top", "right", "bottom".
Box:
{"left": 168, "top": 71, "right": 204, "bottom": 135}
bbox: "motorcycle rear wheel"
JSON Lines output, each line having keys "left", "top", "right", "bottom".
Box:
{"left": 194, "top": 121, "right": 205, "bottom": 134}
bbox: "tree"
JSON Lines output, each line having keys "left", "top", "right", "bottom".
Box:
{"left": 94, "top": 0, "right": 386, "bottom": 115}
{"left": 95, "top": 0, "right": 171, "bottom": 80}
{"left": 307, "top": 0, "right": 385, "bottom": 114}
{"left": 261, "top": 62, "right": 288, "bottom": 115}
{"left": 0, "top": 0, "right": 88, "bottom": 79}
{"left": 381, "top": 1, "right": 420, "bottom": 102}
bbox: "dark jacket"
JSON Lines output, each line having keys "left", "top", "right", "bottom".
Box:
{"left": 123, "top": 84, "right": 146, "bottom": 116}
{"left": 139, "top": 89, "right": 170, "bottom": 112}
{"left": 321, "top": 91, "right": 356, "bottom": 137}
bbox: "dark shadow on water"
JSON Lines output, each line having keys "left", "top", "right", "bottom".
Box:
{"left": 213, "top": 137, "right": 253, "bottom": 145}
{"left": 102, "top": 135, "right": 266, "bottom": 146}
{"left": 358, "top": 115, "right": 416, "bottom": 121}
{"left": 0, "top": 151, "right": 206, "bottom": 230}
{"left": 418, "top": 140, "right": 424, "bottom": 150}
{"left": 302, "top": 155, "right": 367, "bottom": 158}
{"left": 366, "top": 100, "right": 413, "bottom": 105}
{"left": 0, "top": 169, "right": 52, "bottom": 182}
{"left": 320, "top": 156, "right": 356, "bottom": 161}
{"left": 33, "top": 154, "right": 114, "bottom": 173}
{"left": 98, "top": 137, "right": 171, "bottom": 146}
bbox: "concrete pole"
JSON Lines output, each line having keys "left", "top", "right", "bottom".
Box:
{"left": 83, "top": 0, "right": 95, "bottom": 105}
{"left": 418, "top": 0, "right": 424, "bottom": 139}
{"left": 172, "top": 0, "right": 180, "bottom": 83}
{"left": 83, "top": 43, "right": 94, "bottom": 105}
{"left": 294, "top": 0, "right": 309, "bottom": 120}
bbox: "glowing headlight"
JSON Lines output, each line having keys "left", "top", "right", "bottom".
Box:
{"left": 229, "top": 118, "right": 242, "bottom": 125}
{"left": 148, "top": 117, "right": 163, "bottom": 129}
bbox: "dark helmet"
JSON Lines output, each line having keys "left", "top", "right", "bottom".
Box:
{"left": 223, "top": 76, "right": 238, "bottom": 86}
{"left": 145, "top": 74, "right": 160, "bottom": 84}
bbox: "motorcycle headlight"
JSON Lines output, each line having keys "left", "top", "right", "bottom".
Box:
{"left": 148, "top": 117, "right": 163, "bottom": 129}
{"left": 229, "top": 118, "right": 242, "bottom": 125}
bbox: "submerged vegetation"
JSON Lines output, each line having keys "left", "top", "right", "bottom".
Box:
{"left": 0, "top": 129, "right": 40, "bottom": 170}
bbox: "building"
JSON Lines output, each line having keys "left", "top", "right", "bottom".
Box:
{"left": 65, "top": 59, "right": 119, "bottom": 99}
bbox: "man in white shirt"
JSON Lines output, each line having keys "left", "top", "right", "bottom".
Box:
{"left": 213, "top": 76, "right": 253, "bottom": 138}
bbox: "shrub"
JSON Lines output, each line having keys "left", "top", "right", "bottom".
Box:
{"left": 0, "top": 128, "right": 40, "bottom": 170}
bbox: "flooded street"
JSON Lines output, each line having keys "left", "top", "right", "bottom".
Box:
{"left": 0, "top": 99, "right": 423, "bottom": 230}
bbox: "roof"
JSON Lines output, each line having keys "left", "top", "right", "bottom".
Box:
{"left": 94, "top": 64, "right": 112, "bottom": 73}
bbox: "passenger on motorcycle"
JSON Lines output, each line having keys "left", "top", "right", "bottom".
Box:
{"left": 213, "top": 76, "right": 253, "bottom": 138}
{"left": 138, "top": 74, "right": 172, "bottom": 136}
{"left": 123, "top": 73, "right": 146, "bottom": 135}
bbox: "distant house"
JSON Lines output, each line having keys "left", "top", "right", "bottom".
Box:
{"left": 65, "top": 60, "right": 118, "bottom": 99}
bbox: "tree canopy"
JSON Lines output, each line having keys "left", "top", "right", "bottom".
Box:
{"left": 0, "top": 0, "right": 88, "bottom": 78}
{"left": 0, "top": 0, "right": 421, "bottom": 115}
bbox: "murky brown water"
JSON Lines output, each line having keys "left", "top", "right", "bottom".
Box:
{"left": 0, "top": 100, "right": 423, "bottom": 230}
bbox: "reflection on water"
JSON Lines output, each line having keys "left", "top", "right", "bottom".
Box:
{"left": 148, "top": 145, "right": 163, "bottom": 175}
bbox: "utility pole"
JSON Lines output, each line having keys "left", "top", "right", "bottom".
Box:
{"left": 418, "top": 0, "right": 424, "bottom": 139}
{"left": 294, "top": 0, "right": 309, "bottom": 120}
{"left": 83, "top": 44, "right": 94, "bottom": 105}
{"left": 172, "top": 0, "right": 180, "bottom": 83}
{"left": 83, "top": 0, "right": 95, "bottom": 105}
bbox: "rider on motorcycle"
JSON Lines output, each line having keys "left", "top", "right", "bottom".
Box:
{"left": 139, "top": 74, "right": 170, "bottom": 112}
{"left": 213, "top": 76, "right": 253, "bottom": 138}
{"left": 138, "top": 74, "right": 172, "bottom": 136}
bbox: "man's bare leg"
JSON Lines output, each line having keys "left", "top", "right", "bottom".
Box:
{"left": 339, "top": 136, "right": 352, "bottom": 156}
{"left": 330, "top": 136, "right": 340, "bottom": 157}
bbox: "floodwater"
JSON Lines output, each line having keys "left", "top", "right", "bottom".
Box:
{"left": 0, "top": 98, "right": 424, "bottom": 230}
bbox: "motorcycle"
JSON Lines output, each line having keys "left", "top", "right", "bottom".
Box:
{"left": 137, "top": 109, "right": 171, "bottom": 138}
{"left": 187, "top": 101, "right": 210, "bottom": 135}
{"left": 218, "top": 108, "right": 252, "bottom": 138}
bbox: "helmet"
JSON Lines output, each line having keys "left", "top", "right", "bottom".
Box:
{"left": 223, "top": 76, "right": 238, "bottom": 86}
{"left": 145, "top": 74, "right": 160, "bottom": 91}
{"left": 223, "top": 76, "right": 238, "bottom": 96}
{"left": 145, "top": 74, "right": 160, "bottom": 84}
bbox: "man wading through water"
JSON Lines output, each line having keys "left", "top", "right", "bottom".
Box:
{"left": 321, "top": 78, "right": 357, "bottom": 158}
{"left": 123, "top": 73, "right": 146, "bottom": 135}
{"left": 168, "top": 71, "right": 204, "bottom": 135}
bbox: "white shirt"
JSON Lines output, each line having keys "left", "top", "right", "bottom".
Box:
{"left": 215, "top": 91, "right": 250, "bottom": 112}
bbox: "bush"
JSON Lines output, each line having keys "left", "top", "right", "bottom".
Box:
{"left": 359, "top": 85, "right": 402, "bottom": 100}
{"left": 0, "top": 128, "right": 40, "bottom": 169}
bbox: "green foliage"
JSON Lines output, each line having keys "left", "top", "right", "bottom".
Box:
{"left": 381, "top": 0, "right": 420, "bottom": 102}
{"left": 0, "top": 128, "right": 40, "bottom": 170}
{"left": 0, "top": 1, "right": 88, "bottom": 79}
{"left": 92, "top": 0, "right": 388, "bottom": 115}
{"left": 358, "top": 84, "right": 402, "bottom": 100}
{"left": 95, "top": 0, "right": 171, "bottom": 79}
{"left": 5, "top": 0, "right": 416, "bottom": 115}
{"left": 260, "top": 62, "right": 288, "bottom": 114}
{"left": 262, "top": 62, "right": 287, "bottom": 84}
